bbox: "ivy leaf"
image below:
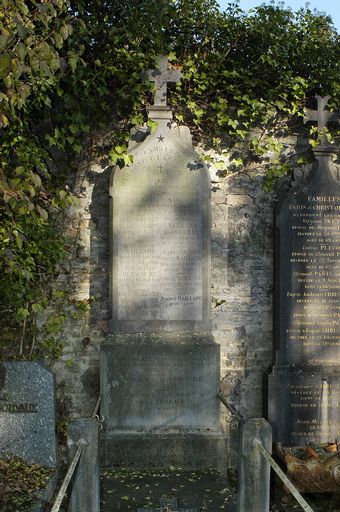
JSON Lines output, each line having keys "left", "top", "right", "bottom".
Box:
{"left": 36, "top": 205, "right": 48, "bottom": 220}
{"left": 30, "top": 173, "right": 41, "bottom": 188}
{"left": 0, "top": 54, "right": 10, "bottom": 73}
{"left": 32, "top": 303, "right": 44, "bottom": 314}
{"left": 14, "top": 308, "right": 30, "bottom": 322}
{"left": 68, "top": 53, "right": 78, "bottom": 73}
{"left": 54, "top": 32, "right": 64, "bottom": 49}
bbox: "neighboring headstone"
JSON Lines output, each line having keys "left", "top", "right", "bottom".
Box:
{"left": 268, "top": 96, "right": 340, "bottom": 446}
{"left": 238, "top": 418, "right": 272, "bottom": 512}
{"left": 67, "top": 418, "right": 100, "bottom": 512}
{"left": 0, "top": 361, "right": 57, "bottom": 467}
{"left": 101, "top": 56, "right": 225, "bottom": 468}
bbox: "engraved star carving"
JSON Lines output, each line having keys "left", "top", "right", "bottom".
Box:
{"left": 157, "top": 135, "right": 165, "bottom": 143}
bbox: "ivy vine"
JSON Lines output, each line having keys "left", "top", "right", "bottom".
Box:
{"left": 0, "top": 0, "right": 339, "bottom": 359}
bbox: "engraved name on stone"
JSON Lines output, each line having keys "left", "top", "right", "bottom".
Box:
{"left": 0, "top": 402, "right": 38, "bottom": 413}
{"left": 0, "top": 392, "right": 38, "bottom": 413}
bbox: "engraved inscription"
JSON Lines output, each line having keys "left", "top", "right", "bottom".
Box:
{"left": 104, "top": 345, "right": 219, "bottom": 430}
{"left": 269, "top": 163, "right": 340, "bottom": 446}
{"left": 286, "top": 381, "right": 340, "bottom": 443}
{"left": 0, "top": 391, "right": 38, "bottom": 414}
{"left": 113, "top": 144, "right": 204, "bottom": 322}
{"left": 0, "top": 402, "right": 38, "bottom": 413}
{"left": 282, "top": 194, "right": 340, "bottom": 364}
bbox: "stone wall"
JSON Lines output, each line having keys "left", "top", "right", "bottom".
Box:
{"left": 209, "top": 151, "right": 277, "bottom": 464}
{"left": 52, "top": 129, "right": 337, "bottom": 466}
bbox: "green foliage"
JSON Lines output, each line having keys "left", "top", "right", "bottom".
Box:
{"left": 0, "top": 0, "right": 78, "bottom": 357}
{"left": 0, "top": 457, "right": 53, "bottom": 512}
{"left": 0, "top": 0, "right": 339, "bottom": 359}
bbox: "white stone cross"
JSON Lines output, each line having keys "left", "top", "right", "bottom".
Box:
{"left": 146, "top": 55, "right": 182, "bottom": 106}
{"left": 304, "top": 95, "right": 339, "bottom": 131}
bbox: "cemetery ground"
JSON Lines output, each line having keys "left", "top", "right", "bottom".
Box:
{"left": 2, "top": 457, "right": 340, "bottom": 511}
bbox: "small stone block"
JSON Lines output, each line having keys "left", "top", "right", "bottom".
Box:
{"left": 68, "top": 418, "right": 100, "bottom": 512}
{"left": 0, "top": 361, "right": 57, "bottom": 467}
{"left": 238, "top": 418, "right": 272, "bottom": 512}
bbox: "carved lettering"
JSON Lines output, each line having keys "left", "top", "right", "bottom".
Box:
{"left": 113, "top": 143, "right": 205, "bottom": 322}
{"left": 0, "top": 402, "right": 38, "bottom": 413}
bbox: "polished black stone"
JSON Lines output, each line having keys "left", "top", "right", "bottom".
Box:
{"left": 269, "top": 153, "right": 340, "bottom": 446}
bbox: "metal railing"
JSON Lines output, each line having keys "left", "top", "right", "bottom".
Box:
{"left": 253, "top": 438, "right": 314, "bottom": 512}
{"left": 50, "top": 395, "right": 102, "bottom": 512}
{"left": 50, "top": 441, "right": 85, "bottom": 512}
{"left": 218, "top": 394, "right": 315, "bottom": 512}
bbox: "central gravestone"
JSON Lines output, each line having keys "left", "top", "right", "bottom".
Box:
{"left": 100, "top": 56, "right": 225, "bottom": 468}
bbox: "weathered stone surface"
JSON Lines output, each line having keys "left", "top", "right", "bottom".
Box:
{"left": 238, "top": 418, "right": 272, "bottom": 512}
{"left": 109, "top": 121, "right": 211, "bottom": 333}
{"left": 100, "top": 334, "right": 220, "bottom": 430}
{"left": 100, "top": 431, "right": 227, "bottom": 469}
{"left": 100, "top": 58, "right": 224, "bottom": 469}
{"left": 51, "top": 119, "right": 325, "bottom": 469}
{"left": 0, "top": 362, "right": 57, "bottom": 467}
{"left": 68, "top": 418, "right": 100, "bottom": 512}
{"left": 269, "top": 366, "right": 340, "bottom": 446}
{"left": 52, "top": 141, "right": 284, "bottom": 467}
{"left": 269, "top": 151, "right": 340, "bottom": 446}
{"left": 274, "top": 158, "right": 340, "bottom": 367}
{"left": 100, "top": 333, "right": 225, "bottom": 468}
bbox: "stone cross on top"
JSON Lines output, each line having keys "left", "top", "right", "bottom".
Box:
{"left": 304, "top": 95, "right": 339, "bottom": 145}
{"left": 146, "top": 55, "right": 182, "bottom": 107}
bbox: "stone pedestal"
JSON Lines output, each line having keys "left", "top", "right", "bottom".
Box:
{"left": 100, "top": 334, "right": 226, "bottom": 468}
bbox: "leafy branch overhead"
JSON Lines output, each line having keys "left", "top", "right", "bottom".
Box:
{"left": 0, "top": 0, "right": 339, "bottom": 358}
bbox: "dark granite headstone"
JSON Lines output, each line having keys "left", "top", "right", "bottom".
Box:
{"left": 100, "top": 56, "right": 225, "bottom": 468}
{"left": 268, "top": 96, "right": 340, "bottom": 446}
{"left": 0, "top": 361, "right": 57, "bottom": 467}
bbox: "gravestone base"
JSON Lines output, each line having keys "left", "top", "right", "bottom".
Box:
{"left": 269, "top": 364, "right": 340, "bottom": 446}
{"left": 100, "top": 333, "right": 225, "bottom": 469}
{"left": 100, "top": 429, "right": 227, "bottom": 469}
